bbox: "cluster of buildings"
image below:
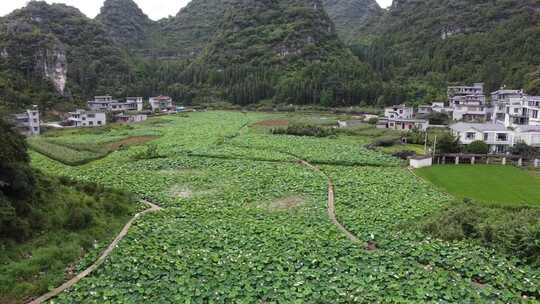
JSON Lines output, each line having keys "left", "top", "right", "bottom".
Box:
{"left": 374, "top": 83, "right": 540, "bottom": 154}
{"left": 67, "top": 95, "right": 175, "bottom": 128}
{"left": 12, "top": 95, "right": 178, "bottom": 135}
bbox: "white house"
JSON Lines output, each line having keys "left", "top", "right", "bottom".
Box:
{"left": 88, "top": 96, "right": 144, "bottom": 113}
{"left": 384, "top": 104, "right": 414, "bottom": 119}
{"left": 503, "top": 95, "right": 540, "bottom": 128}
{"left": 450, "top": 122, "right": 514, "bottom": 153}
{"left": 149, "top": 96, "right": 174, "bottom": 112}
{"left": 115, "top": 113, "right": 147, "bottom": 124}
{"left": 12, "top": 106, "right": 40, "bottom": 136}
{"left": 378, "top": 118, "right": 430, "bottom": 131}
{"left": 448, "top": 84, "right": 489, "bottom": 122}
{"left": 491, "top": 89, "right": 524, "bottom": 123}
{"left": 68, "top": 109, "right": 106, "bottom": 127}
{"left": 514, "top": 125, "right": 540, "bottom": 147}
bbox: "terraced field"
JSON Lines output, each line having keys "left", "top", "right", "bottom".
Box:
{"left": 31, "top": 112, "right": 539, "bottom": 302}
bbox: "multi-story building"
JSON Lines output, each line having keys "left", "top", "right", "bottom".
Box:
{"left": 384, "top": 104, "right": 414, "bottom": 119}
{"left": 149, "top": 96, "right": 174, "bottom": 112}
{"left": 68, "top": 109, "right": 106, "bottom": 127}
{"left": 447, "top": 83, "right": 484, "bottom": 97}
{"left": 503, "top": 95, "right": 540, "bottom": 127}
{"left": 87, "top": 96, "right": 144, "bottom": 113}
{"left": 12, "top": 106, "right": 40, "bottom": 136}
{"left": 491, "top": 89, "right": 524, "bottom": 123}
{"left": 448, "top": 83, "right": 489, "bottom": 121}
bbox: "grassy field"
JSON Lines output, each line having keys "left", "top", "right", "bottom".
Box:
{"left": 416, "top": 165, "right": 540, "bottom": 207}
{"left": 21, "top": 112, "right": 540, "bottom": 302}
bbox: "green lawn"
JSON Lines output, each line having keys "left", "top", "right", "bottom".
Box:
{"left": 415, "top": 165, "right": 540, "bottom": 207}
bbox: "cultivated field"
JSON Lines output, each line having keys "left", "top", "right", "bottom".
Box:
{"left": 30, "top": 112, "right": 539, "bottom": 302}
{"left": 416, "top": 165, "right": 540, "bottom": 207}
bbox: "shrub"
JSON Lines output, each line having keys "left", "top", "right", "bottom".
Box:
{"left": 465, "top": 140, "right": 489, "bottom": 154}
{"left": 66, "top": 207, "right": 94, "bottom": 230}
{"left": 422, "top": 202, "right": 540, "bottom": 264}
{"left": 392, "top": 150, "right": 417, "bottom": 160}
{"left": 367, "top": 117, "right": 379, "bottom": 125}
{"left": 372, "top": 136, "right": 399, "bottom": 147}
{"left": 510, "top": 141, "right": 538, "bottom": 158}
{"left": 271, "top": 124, "right": 336, "bottom": 137}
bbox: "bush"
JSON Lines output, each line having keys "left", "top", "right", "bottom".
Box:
{"left": 465, "top": 140, "right": 489, "bottom": 154}
{"left": 372, "top": 136, "right": 399, "bottom": 147}
{"left": 392, "top": 150, "right": 417, "bottom": 159}
{"left": 422, "top": 202, "right": 540, "bottom": 265}
{"left": 436, "top": 133, "right": 461, "bottom": 153}
{"left": 132, "top": 144, "right": 162, "bottom": 160}
{"left": 66, "top": 207, "right": 94, "bottom": 230}
{"left": 510, "top": 141, "right": 538, "bottom": 158}
{"left": 271, "top": 124, "right": 336, "bottom": 137}
{"left": 368, "top": 117, "right": 379, "bottom": 125}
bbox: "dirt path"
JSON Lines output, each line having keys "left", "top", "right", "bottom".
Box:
{"left": 28, "top": 200, "right": 162, "bottom": 304}
{"left": 298, "top": 160, "right": 364, "bottom": 245}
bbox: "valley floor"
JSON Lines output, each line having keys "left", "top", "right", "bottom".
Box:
{"left": 29, "top": 112, "right": 539, "bottom": 302}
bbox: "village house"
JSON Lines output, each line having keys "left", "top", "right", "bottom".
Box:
{"left": 384, "top": 104, "right": 414, "bottom": 119}
{"left": 491, "top": 89, "right": 524, "bottom": 123}
{"left": 503, "top": 95, "right": 540, "bottom": 127}
{"left": 12, "top": 106, "right": 40, "bottom": 136}
{"left": 514, "top": 125, "right": 540, "bottom": 147}
{"left": 377, "top": 118, "right": 430, "bottom": 131}
{"left": 149, "top": 96, "right": 174, "bottom": 113}
{"left": 448, "top": 83, "right": 490, "bottom": 121}
{"left": 67, "top": 109, "right": 106, "bottom": 127}
{"left": 450, "top": 122, "right": 514, "bottom": 154}
{"left": 87, "top": 96, "right": 144, "bottom": 113}
{"left": 115, "top": 113, "right": 147, "bottom": 124}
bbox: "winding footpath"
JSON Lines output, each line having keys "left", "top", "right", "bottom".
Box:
{"left": 28, "top": 200, "right": 162, "bottom": 304}
{"left": 298, "top": 160, "right": 364, "bottom": 245}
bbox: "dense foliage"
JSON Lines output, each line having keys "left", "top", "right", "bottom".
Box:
{"left": 353, "top": 0, "right": 540, "bottom": 102}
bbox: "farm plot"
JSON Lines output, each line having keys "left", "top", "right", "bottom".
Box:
{"left": 29, "top": 111, "right": 539, "bottom": 302}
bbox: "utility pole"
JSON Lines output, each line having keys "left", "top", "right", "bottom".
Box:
{"left": 424, "top": 131, "right": 428, "bottom": 155}
{"left": 432, "top": 135, "right": 438, "bottom": 156}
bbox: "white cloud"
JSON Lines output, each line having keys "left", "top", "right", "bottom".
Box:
{"left": 0, "top": 0, "right": 392, "bottom": 20}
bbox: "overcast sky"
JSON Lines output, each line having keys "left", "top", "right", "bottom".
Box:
{"left": 0, "top": 0, "right": 393, "bottom": 20}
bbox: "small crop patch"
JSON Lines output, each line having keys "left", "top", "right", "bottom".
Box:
{"left": 259, "top": 195, "right": 305, "bottom": 210}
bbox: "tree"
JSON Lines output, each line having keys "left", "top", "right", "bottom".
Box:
{"left": 436, "top": 133, "right": 461, "bottom": 154}
{"left": 426, "top": 112, "right": 449, "bottom": 125}
{"left": 465, "top": 140, "right": 489, "bottom": 154}
{"left": 510, "top": 141, "right": 538, "bottom": 158}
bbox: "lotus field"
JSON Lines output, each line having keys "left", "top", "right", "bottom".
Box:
{"left": 31, "top": 112, "right": 539, "bottom": 302}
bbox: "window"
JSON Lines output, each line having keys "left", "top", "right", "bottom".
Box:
{"left": 466, "top": 132, "right": 476, "bottom": 140}
{"left": 89, "top": 121, "right": 94, "bottom": 126}
{"left": 496, "top": 133, "right": 508, "bottom": 141}
{"left": 97, "top": 121, "right": 102, "bottom": 125}
{"left": 82, "top": 117, "right": 86, "bottom": 121}
{"left": 484, "top": 133, "right": 489, "bottom": 141}
{"left": 88, "top": 114, "right": 95, "bottom": 118}
{"left": 514, "top": 108, "right": 520, "bottom": 114}
{"left": 33, "top": 127, "right": 38, "bottom": 131}
{"left": 533, "top": 110, "right": 538, "bottom": 119}
{"left": 33, "top": 119, "right": 37, "bottom": 123}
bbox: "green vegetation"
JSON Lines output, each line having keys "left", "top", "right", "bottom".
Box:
{"left": 422, "top": 202, "right": 540, "bottom": 266}
{"left": 24, "top": 112, "right": 539, "bottom": 302}
{"left": 416, "top": 165, "right": 540, "bottom": 207}
{"left": 0, "top": 118, "right": 138, "bottom": 303}
{"left": 28, "top": 122, "right": 161, "bottom": 165}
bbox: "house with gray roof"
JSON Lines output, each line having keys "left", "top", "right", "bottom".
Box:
{"left": 450, "top": 122, "right": 514, "bottom": 153}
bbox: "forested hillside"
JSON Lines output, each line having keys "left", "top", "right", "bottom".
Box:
{"left": 2, "top": 0, "right": 540, "bottom": 112}
{"left": 354, "top": 0, "right": 540, "bottom": 100}
{"left": 322, "top": 0, "right": 382, "bottom": 43}
{"left": 0, "top": 2, "right": 130, "bottom": 111}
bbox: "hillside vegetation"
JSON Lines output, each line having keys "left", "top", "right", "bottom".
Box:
{"left": 0, "top": 118, "right": 138, "bottom": 303}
